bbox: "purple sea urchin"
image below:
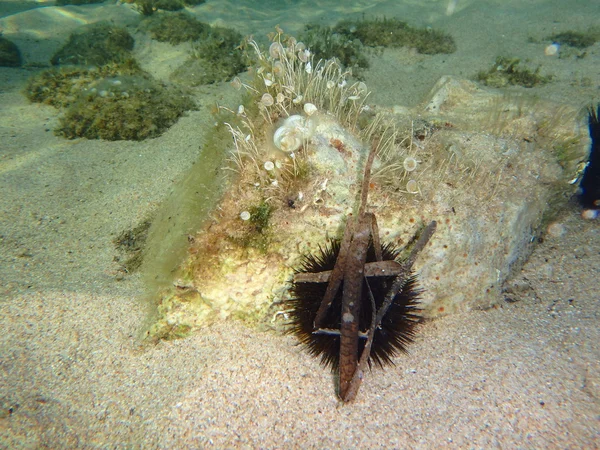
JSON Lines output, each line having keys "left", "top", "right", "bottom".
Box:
{"left": 287, "top": 238, "right": 422, "bottom": 371}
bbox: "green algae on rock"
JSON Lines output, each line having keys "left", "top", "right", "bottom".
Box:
{"left": 51, "top": 22, "right": 135, "bottom": 67}
{"left": 334, "top": 17, "right": 456, "bottom": 55}
{"left": 143, "top": 12, "right": 208, "bottom": 44}
{"left": 25, "top": 62, "right": 195, "bottom": 140}
{"left": 298, "top": 24, "right": 370, "bottom": 77}
{"left": 547, "top": 28, "right": 600, "bottom": 49}
{"left": 297, "top": 17, "right": 455, "bottom": 79}
{"left": 170, "top": 26, "right": 246, "bottom": 86}
{"left": 0, "top": 35, "right": 22, "bottom": 67}
{"left": 133, "top": 0, "right": 205, "bottom": 15}
{"left": 142, "top": 12, "right": 246, "bottom": 85}
{"left": 56, "top": 78, "right": 195, "bottom": 141}
{"left": 476, "top": 56, "right": 553, "bottom": 88}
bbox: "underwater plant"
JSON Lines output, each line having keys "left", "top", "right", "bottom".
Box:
{"left": 56, "top": 79, "right": 196, "bottom": 140}
{"left": 114, "top": 220, "right": 152, "bottom": 276}
{"left": 298, "top": 24, "right": 370, "bottom": 77}
{"left": 334, "top": 17, "right": 456, "bottom": 55}
{"left": 50, "top": 22, "right": 135, "bottom": 67}
{"left": 547, "top": 28, "right": 600, "bottom": 49}
{"left": 171, "top": 26, "right": 246, "bottom": 85}
{"left": 25, "top": 62, "right": 196, "bottom": 140}
{"left": 296, "top": 17, "right": 455, "bottom": 79}
{"left": 131, "top": 0, "right": 205, "bottom": 16}
{"left": 476, "top": 56, "right": 553, "bottom": 88}
{"left": 25, "top": 62, "right": 141, "bottom": 108}
{"left": 55, "top": 0, "right": 105, "bottom": 5}
{"left": 24, "top": 20, "right": 197, "bottom": 140}
{"left": 222, "top": 27, "right": 373, "bottom": 173}
{"left": 142, "top": 13, "right": 246, "bottom": 85}
{"left": 143, "top": 12, "right": 208, "bottom": 44}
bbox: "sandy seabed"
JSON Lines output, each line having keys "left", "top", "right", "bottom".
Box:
{"left": 1, "top": 0, "right": 599, "bottom": 447}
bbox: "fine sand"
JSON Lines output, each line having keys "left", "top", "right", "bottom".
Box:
{"left": 1, "top": 0, "right": 599, "bottom": 447}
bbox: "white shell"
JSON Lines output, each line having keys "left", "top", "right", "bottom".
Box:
{"left": 240, "top": 211, "right": 251, "bottom": 221}
{"left": 303, "top": 103, "right": 317, "bottom": 116}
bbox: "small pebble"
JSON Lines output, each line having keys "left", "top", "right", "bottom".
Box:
{"left": 546, "top": 222, "right": 565, "bottom": 238}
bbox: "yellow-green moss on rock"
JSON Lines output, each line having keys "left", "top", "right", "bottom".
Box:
{"left": 25, "top": 63, "right": 196, "bottom": 140}
{"left": 476, "top": 56, "right": 553, "bottom": 88}
{"left": 51, "top": 22, "right": 135, "bottom": 67}
{"left": 170, "top": 26, "right": 246, "bottom": 86}
{"left": 56, "top": 79, "right": 195, "bottom": 140}
{"left": 334, "top": 17, "right": 456, "bottom": 54}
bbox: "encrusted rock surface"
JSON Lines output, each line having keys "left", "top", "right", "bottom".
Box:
{"left": 149, "top": 76, "right": 587, "bottom": 338}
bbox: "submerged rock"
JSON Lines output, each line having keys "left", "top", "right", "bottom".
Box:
{"left": 142, "top": 37, "right": 587, "bottom": 340}
{"left": 0, "top": 36, "right": 22, "bottom": 67}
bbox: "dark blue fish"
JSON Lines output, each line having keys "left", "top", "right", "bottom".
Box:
{"left": 579, "top": 104, "right": 600, "bottom": 217}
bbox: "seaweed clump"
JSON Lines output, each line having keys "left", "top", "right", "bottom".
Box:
{"left": 55, "top": 75, "right": 196, "bottom": 140}
{"left": 170, "top": 25, "right": 246, "bottom": 86}
{"left": 25, "top": 62, "right": 140, "bottom": 108}
{"left": 298, "top": 24, "right": 370, "bottom": 77}
{"left": 55, "top": 0, "right": 105, "bottom": 5}
{"left": 334, "top": 17, "right": 456, "bottom": 55}
{"left": 244, "top": 200, "right": 273, "bottom": 251}
{"left": 547, "top": 29, "right": 600, "bottom": 49}
{"left": 50, "top": 22, "right": 134, "bottom": 66}
{"left": 297, "top": 17, "right": 455, "bottom": 78}
{"left": 132, "top": 0, "right": 205, "bottom": 16}
{"left": 0, "top": 35, "right": 22, "bottom": 67}
{"left": 24, "top": 21, "right": 197, "bottom": 141}
{"left": 142, "top": 12, "right": 246, "bottom": 85}
{"left": 143, "top": 12, "right": 208, "bottom": 44}
{"left": 114, "top": 220, "right": 152, "bottom": 275}
{"left": 476, "top": 56, "right": 553, "bottom": 88}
